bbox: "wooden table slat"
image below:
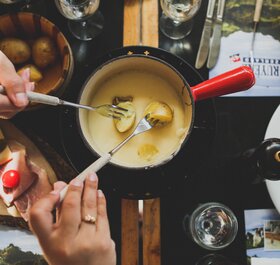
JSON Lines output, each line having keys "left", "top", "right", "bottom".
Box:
{"left": 142, "top": 0, "right": 159, "bottom": 47}
{"left": 122, "top": 1, "right": 160, "bottom": 264}
{"left": 121, "top": 199, "right": 139, "bottom": 265}
{"left": 123, "top": 0, "right": 141, "bottom": 46}
{"left": 143, "top": 199, "right": 161, "bottom": 265}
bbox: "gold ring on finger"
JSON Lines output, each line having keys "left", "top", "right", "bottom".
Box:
{"left": 82, "top": 214, "right": 96, "bottom": 224}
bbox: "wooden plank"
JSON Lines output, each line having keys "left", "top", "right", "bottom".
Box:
{"left": 122, "top": 1, "right": 141, "bottom": 265}
{"left": 142, "top": 0, "right": 159, "bottom": 47}
{"left": 122, "top": 1, "right": 141, "bottom": 264}
{"left": 122, "top": 1, "right": 161, "bottom": 265}
{"left": 123, "top": 0, "right": 141, "bottom": 46}
{"left": 142, "top": 1, "right": 161, "bottom": 264}
{"left": 121, "top": 199, "right": 139, "bottom": 265}
{"left": 143, "top": 198, "right": 161, "bottom": 265}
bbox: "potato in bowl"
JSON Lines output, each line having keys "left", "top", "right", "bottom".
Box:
{"left": 0, "top": 12, "right": 73, "bottom": 107}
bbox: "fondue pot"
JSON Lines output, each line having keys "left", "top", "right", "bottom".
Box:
{"left": 77, "top": 46, "right": 255, "bottom": 171}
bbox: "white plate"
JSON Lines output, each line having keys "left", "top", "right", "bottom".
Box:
{"left": 264, "top": 104, "right": 280, "bottom": 214}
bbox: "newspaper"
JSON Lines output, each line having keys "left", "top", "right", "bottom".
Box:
{"left": 244, "top": 209, "right": 280, "bottom": 265}
{"left": 209, "top": 0, "right": 280, "bottom": 97}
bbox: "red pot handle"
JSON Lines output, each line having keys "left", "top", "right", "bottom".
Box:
{"left": 191, "top": 66, "right": 255, "bottom": 101}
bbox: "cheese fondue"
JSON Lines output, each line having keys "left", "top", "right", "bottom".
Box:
{"left": 83, "top": 69, "right": 191, "bottom": 168}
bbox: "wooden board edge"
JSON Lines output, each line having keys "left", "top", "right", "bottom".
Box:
{"left": 143, "top": 198, "right": 161, "bottom": 265}
{"left": 123, "top": 0, "right": 141, "bottom": 46}
{"left": 121, "top": 199, "right": 139, "bottom": 265}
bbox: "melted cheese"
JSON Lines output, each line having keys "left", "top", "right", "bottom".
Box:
{"left": 85, "top": 70, "right": 190, "bottom": 168}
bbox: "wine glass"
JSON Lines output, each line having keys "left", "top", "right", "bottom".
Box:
{"left": 183, "top": 202, "right": 238, "bottom": 250}
{"left": 160, "top": 0, "right": 202, "bottom": 40}
{"left": 55, "top": 0, "right": 104, "bottom": 41}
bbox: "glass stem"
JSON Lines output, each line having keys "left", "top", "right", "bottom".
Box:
{"left": 81, "top": 21, "right": 87, "bottom": 27}
{"left": 172, "top": 20, "right": 181, "bottom": 27}
{"left": 25, "top": 0, "right": 31, "bottom": 9}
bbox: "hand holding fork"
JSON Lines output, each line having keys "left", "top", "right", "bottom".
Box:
{"left": 0, "top": 85, "right": 131, "bottom": 120}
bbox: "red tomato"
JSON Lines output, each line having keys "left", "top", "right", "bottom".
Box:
{"left": 2, "top": 170, "right": 20, "bottom": 188}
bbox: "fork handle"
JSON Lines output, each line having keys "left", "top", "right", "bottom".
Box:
{"left": 25, "top": 91, "right": 60, "bottom": 105}
{"left": 0, "top": 85, "right": 60, "bottom": 106}
{"left": 59, "top": 153, "right": 112, "bottom": 202}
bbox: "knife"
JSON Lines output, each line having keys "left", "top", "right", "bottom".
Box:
{"left": 195, "top": 0, "right": 216, "bottom": 69}
{"left": 207, "top": 0, "right": 226, "bottom": 69}
{"left": 250, "top": 0, "right": 264, "bottom": 66}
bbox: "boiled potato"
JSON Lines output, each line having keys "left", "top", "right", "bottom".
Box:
{"left": 32, "top": 36, "right": 57, "bottom": 68}
{"left": 137, "top": 144, "right": 159, "bottom": 161}
{"left": 113, "top": 96, "right": 133, "bottom": 105}
{"left": 143, "top": 101, "right": 173, "bottom": 127}
{"left": 0, "top": 38, "right": 31, "bottom": 64}
{"left": 17, "top": 64, "right": 43, "bottom": 82}
{"left": 114, "top": 101, "right": 136, "bottom": 133}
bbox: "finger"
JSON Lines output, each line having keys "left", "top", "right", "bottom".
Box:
{"left": 80, "top": 174, "right": 98, "bottom": 232}
{"left": 3, "top": 74, "right": 28, "bottom": 108}
{"left": 29, "top": 190, "right": 60, "bottom": 241}
{"left": 20, "top": 68, "right": 30, "bottom": 83}
{"left": 53, "top": 181, "right": 67, "bottom": 222}
{"left": 0, "top": 52, "right": 28, "bottom": 107}
{"left": 53, "top": 181, "right": 67, "bottom": 192}
{"left": 58, "top": 178, "right": 83, "bottom": 236}
{"left": 0, "top": 111, "right": 17, "bottom": 119}
{"left": 20, "top": 68, "right": 35, "bottom": 92}
{"left": 25, "top": 82, "right": 35, "bottom": 91}
{"left": 0, "top": 94, "right": 22, "bottom": 113}
{"left": 96, "top": 190, "right": 111, "bottom": 236}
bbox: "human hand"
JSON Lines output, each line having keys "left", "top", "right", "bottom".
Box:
{"left": 0, "top": 51, "right": 34, "bottom": 119}
{"left": 29, "top": 174, "right": 116, "bottom": 265}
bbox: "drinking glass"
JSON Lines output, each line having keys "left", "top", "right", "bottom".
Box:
{"left": 183, "top": 202, "right": 238, "bottom": 250}
{"left": 160, "top": 0, "right": 202, "bottom": 40}
{"left": 55, "top": 0, "right": 104, "bottom": 41}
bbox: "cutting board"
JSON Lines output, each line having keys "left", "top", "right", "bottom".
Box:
{"left": 0, "top": 120, "right": 76, "bottom": 229}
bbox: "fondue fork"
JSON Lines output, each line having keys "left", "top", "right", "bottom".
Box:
{"left": 0, "top": 86, "right": 129, "bottom": 120}
{"left": 59, "top": 116, "right": 159, "bottom": 202}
